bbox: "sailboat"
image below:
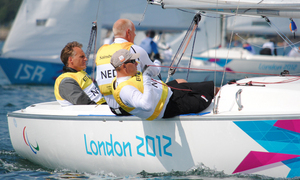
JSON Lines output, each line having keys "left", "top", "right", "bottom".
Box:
{"left": 6, "top": 0, "right": 300, "bottom": 179}
{"left": 150, "top": 0, "right": 300, "bottom": 86}
{"left": 0, "top": 0, "right": 193, "bottom": 85}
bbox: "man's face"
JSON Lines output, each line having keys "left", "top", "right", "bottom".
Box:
{"left": 124, "top": 59, "right": 137, "bottom": 76}
{"left": 69, "top": 47, "right": 87, "bottom": 71}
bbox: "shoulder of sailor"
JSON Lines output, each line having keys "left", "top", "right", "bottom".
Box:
{"left": 131, "top": 44, "right": 148, "bottom": 57}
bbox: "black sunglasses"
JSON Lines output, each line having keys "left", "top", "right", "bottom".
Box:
{"left": 124, "top": 59, "right": 136, "bottom": 64}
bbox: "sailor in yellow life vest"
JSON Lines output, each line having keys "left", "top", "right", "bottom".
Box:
{"left": 95, "top": 19, "right": 161, "bottom": 115}
{"left": 54, "top": 41, "right": 105, "bottom": 106}
{"left": 111, "top": 49, "right": 216, "bottom": 120}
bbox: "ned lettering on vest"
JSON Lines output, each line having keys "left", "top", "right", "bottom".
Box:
{"left": 111, "top": 49, "right": 217, "bottom": 120}
{"left": 95, "top": 19, "right": 161, "bottom": 115}
{"left": 54, "top": 41, "right": 105, "bottom": 106}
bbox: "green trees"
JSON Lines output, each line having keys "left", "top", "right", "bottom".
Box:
{"left": 0, "top": 0, "right": 22, "bottom": 26}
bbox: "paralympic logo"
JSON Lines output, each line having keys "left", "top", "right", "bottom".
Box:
{"left": 23, "top": 126, "right": 39, "bottom": 154}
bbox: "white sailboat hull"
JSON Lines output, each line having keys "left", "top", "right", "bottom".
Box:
{"left": 7, "top": 76, "right": 300, "bottom": 178}
{"left": 192, "top": 48, "right": 300, "bottom": 85}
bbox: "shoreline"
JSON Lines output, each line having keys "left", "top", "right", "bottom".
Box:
{"left": 0, "top": 27, "right": 9, "bottom": 41}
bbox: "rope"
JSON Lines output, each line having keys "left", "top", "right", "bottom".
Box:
{"left": 151, "top": 78, "right": 192, "bottom": 92}
{"left": 147, "top": 64, "right": 300, "bottom": 77}
{"left": 232, "top": 76, "right": 300, "bottom": 85}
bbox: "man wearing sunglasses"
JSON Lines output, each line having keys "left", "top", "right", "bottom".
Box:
{"left": 95, "top": 19, "right": 161, "bottom": 116}
{"left": 111, "top": 49, "right": 215, "bottom": 120}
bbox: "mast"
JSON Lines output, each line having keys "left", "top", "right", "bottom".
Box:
{"left": 221, "top": 15, "right": 227, "bottom": 48}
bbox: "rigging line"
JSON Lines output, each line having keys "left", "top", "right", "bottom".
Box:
{"left": 263, "top": 16, "right": 297, "bottom": 50}
{"left": 165, "top": 16, "right": 196, "bottom": 83}
{"left": 151, "top": 78, "right": 192, "bottom": 92}
{"left": 85, "top": 0, "right": 101, "bottom": 80}
{"left": 213, "top": 0, "right": 221, "bottom": 114}
{"left": 214, "top": 0, "right": 241, "bottom": 114}
{"left": 172, "top": 19, "right": 195, "bottom": 68}
{"left": 177, "top": 9, "right": 196, "bottom": 14}
{"left": 272, "top": 25, "right": 296, "bottom": 50}
{"left": 95, "top": 0, "right": 101, "bottom": 20}
{"left": 178, "top": 9, "right": 236, "bottom": 19}
{"left": 173, "top": 15, "right": 199, "bottom": 73}
{"left": 138, "top": 1, "right": 148, "bottom": 26}
{"left": 232, "top": 76, "right": 300, "bottom": 85}
{"left": 85, "top": 22, "right": 97, "bottom": 80}
{"left": 220, "top": 1, "right": 241, "bottom": 88}
{"left": 185, "top": 14, "right": 201, "bottom": 81}
{"left": 213, "top": 0, "right": 219, "bottom": 86}
{"left": 92, "top": 24, "right": 98, "bottom": 81}
{"left": 235, "top": 33, "right": 300, "bottom": 50}
{"left": 187, "top": 23, "right": 199, "bottom": 81}
{"left": 147, "top": 64, "right": 291, "bottom": 76}
{"left": 199, "top": 12, "right": 235, "bottom": 19}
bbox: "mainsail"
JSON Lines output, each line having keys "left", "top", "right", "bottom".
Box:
{"left": 2, "top": 0, "right": 99, "bottom": 61}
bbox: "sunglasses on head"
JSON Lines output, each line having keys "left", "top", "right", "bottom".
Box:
{"left": 124, "top": 59, "right": 136, "bottom": 64}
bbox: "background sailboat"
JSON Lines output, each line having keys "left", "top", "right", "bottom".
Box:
{"left": 149, "top": 0, "right": 300, "bottom": 86}
{"left": 0, "top": 0, "right": 194, "bottom": 85}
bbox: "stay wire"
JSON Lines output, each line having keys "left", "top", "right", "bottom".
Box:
{"left": 85, "top": 22, "right": 97, "bottom": 80}
{"left": 263, "top": 16, "right": 298, "bottom": 51}
{"left": 138, "top": 2, "right": 148, "bottom": 26}
{"left": 187, "top": 16, "right": 200, "bottom": 81}
{"left": 236, "top": 33, "right": 300, "bottom": 50}
{"left": 165, "top": 20, "right": 193, "bottom": 82}
{"left": 85, "top": 0, "right": 101, "bottom": 80}
{"left": 220, "top": 3, "right": 240, "bottom": 88}
{"left": 214, "top": 0, "right": 241, "bottom": 114}
{"left": 166, "top": 14, "right": 200, "bottom": 83}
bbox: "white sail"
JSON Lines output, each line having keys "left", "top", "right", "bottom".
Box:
{"left": 2, "top": 0, "right": 100, "bottom": 60}
{"left": 2, "top": 0, "right": 195, "bottom": 60}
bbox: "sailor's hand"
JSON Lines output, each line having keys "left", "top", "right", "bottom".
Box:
{"left": 153, "top": 59, "right": 162, "bottom": 65}
{"left": 143, "top": 66, "right": 155, "bottom": 77}
{"left": 143, "top": 72, "right": 152, "bottom": 85}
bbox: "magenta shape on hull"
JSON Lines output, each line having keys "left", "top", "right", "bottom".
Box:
{"left": 274, "top": 120, "right": 300, "bottom": 133}
{"left": 233, "top": 151, "right": 300, "bottom": 174}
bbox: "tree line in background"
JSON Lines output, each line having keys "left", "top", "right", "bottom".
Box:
{"left": 0, "top": 0, "right": 22, "bottom": 26}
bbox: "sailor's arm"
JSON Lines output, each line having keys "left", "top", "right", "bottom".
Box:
{"left": 59, "top": 78, "right": 96, "bottom": 105}
{"left": 119, "top": 75, "right": 153, "bottom": 111}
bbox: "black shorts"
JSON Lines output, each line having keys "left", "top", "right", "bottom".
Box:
{"left": 163, "top": 80, "right": 214, "bottom": 118}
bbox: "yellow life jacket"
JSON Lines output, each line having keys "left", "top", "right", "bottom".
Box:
{"left": 95, "top": 42, "right": 133, "bottom": 96}
{"left": 111, "top": 72, "right": 169, "bottom": 120}
{"left": 54, "top": 70, "right": 105, "bottom": 106}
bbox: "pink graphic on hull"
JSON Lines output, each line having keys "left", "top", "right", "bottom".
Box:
{"left": 233, "top": 151, "right": 300, "bottom": 174}
{"left": 274, "top": 120, "right": 300, "bottom": 134}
